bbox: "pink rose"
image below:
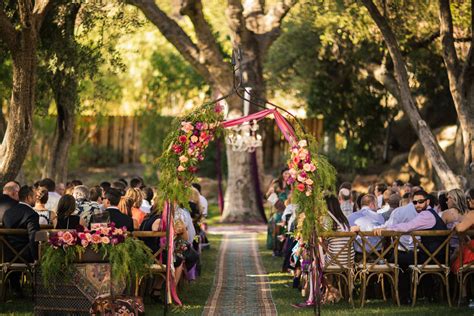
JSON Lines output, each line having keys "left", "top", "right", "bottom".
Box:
{"left": 81, "top": 239, "right": 89, "bottom": 247}
{"left": 85, "top": 233, "right": 92, "bottom": 241}
{"left": 179, "top": 155, "right": 188, "bottom": 163}
{"left": 172, "top": 144, "right": 183, "bottom": 154}
{"left": 305, "top": 190, "right": 312, "bottom": 197}
{"left": 296, "top": 183, "right": 305, "bottom": 192}
{"left": 190, "top": 135, "right": 198, "bottom": 143}
{"left": 305, "top": 178, "right": 314, "bottom": 185}
{"left": 101, "top": 236, "right": 110, "bottom": 244}
{"left": 303, "top": 163, "right": 312, "bottom": 172}
{"left": 115, "top": 228, "right": 123, "bottom": 235}
{"left": 177, "top": 165, "right": 185, "bottom": 172}
{"left": 91, "top": 234, "right": 102, "bottom": 244}
{"left": 78, "top": 232, "right": 86, "bottom": 240}
{"left": 181, "top": 122, "right": 194, "bottom": 133}
{"left": 62, "top": 232, "right": 75, "bottom": 245}
{"left": 293, "top": 156, "right": 300, "bottom": 164}
{"left": 178, "top": 135, "right": 188, "bottom": 143}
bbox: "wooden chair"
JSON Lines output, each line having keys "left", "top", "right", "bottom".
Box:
{"left": 356, "top": 231, "right": 401, "bottom": 307}
{"left": 409, "top": 230, "right": 453, "bottom": 306}
{"left": 132, "top": 231, "right": 167, "bottom": 297}
{"left": 319, "top": 231, "right": 357, "bottom": 307}
{"left": 0, "top": 228, "right": 34, "bottom": 301}
{"left": 456, "top": 230, "right": 474, "bottom": 307}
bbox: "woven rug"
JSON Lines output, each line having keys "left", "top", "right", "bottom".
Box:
{"left": 203, "top": 233, "right": 277, "bottom": 316}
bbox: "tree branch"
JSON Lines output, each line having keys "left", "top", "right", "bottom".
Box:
{"left": 179, "top": 0, "right": 229, "bottom": 82}
{"left": 439, "top": 0, "right": 462, "bottom": 80}
{"left": 460, "top": 0, "right": 474, "bottom": 89}
{"left": 32, "top": 0, "right": 53, "bottom": 33}
{"left": 264, "top": 0, "right": 298, "bottom": 31}
{"left": 126, "top": 0, "right": 211, "bottom": 80}
{"left": 226, "top": 0, "right": 246, "bottom": 43}
{"left": 0, "top": 8, "right": 17, "bottom": 51}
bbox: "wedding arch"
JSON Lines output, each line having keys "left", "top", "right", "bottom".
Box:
{"left": 156, "top": 99, "right": 336, "bottom": 308}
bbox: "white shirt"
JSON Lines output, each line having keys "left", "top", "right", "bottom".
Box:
{"left": 199, "top": 195, "right": 208, "bottom": 217}
{"left": 377, "top": 195, "right": 384, "bottom": 209}
{"left": 174, "top": 207, "right": 196, "bottom": 244}
{"left": 282, "top": 204, "right": 297, "bottom": 231}
{"left": 45, "top": 191, "right": 61, "bottom": 212}
{"left": 140, "top": 200, "right": 151, "bottom": 214}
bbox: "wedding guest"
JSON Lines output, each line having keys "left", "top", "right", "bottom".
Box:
{"left": 0, "top": 181, "right": 20, "bottom": 225}
{"left": 125, "top": 188, "right": 145, "bottom": 229}
{"left": 101, "top": 188, "right": 134, "bottom": 231}
{"left": 375, "top": 182, "right": 387, "bottom": 209}
{"left": 338, "top": 188, "right": 353, "bottom": 218}
{"left": 192, "top": 183, "right": 208, "bottom": 218}
{"left": 465, "top": 188, "right": 474, "bottom": 211}
{"left": 130, "top": 177, "right": 142, "bottom": 189}
{"left": 56, "top": 183, "right": 66, "bottom": 196}
{"left": 112, "top": 181, "right": 126, "bottom": 196}
{"left": 73, "top": 185, "right": 101, "bottom": 228}
{"left": 3, "top": 185, "right": 39, "bottom": 297}
{"left": 34, "top": 187, "right": 55, "bottom": 225}
{"left": 39, "top": 178, "right": 61, "bottom": 212}
{"left": 442, "top": 188, "right": 470, "bottom": 251}
{"left": 140, "top": 186, "right": 153, "bottom": 214}
{"left": 55, "top": 194, "right": 84, "bottom": 229}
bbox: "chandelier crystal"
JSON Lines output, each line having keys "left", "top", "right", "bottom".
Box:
{"left": 225, "top": 120, "right": 262, "bottom": 152}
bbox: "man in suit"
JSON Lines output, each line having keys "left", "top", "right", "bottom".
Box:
{"left": 3, "top": 185, "right": 40, "bottom": 297}
{"left": 0, "top": 181, "right": 20, "bottom": 225}
{"left": 102, "top": 188, "right": 134, "bottom": 232}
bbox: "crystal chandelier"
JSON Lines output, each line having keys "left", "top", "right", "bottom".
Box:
{"left": 226, "top": 120, "right": 262, "bottom": 152}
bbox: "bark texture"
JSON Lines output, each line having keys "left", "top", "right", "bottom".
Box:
{"left": 0, "top": 0, "right": 52, "bottom": 184}
{"left": 127, "top": 0, "right": 297, "bottom": 222}
{"left": 362, "top": 0, "right": 462, "bottom": 190}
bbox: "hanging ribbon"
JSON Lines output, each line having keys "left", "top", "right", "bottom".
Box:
{"left": 161, "top": 201, "right": 182, "bottom": 306}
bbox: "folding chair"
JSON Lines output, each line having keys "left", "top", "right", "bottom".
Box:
{"left": 456, "top": 229, "right": 474, "bottom": 307}
{"left": 410, "top": 230, "right": 453, "bottom": 306}
{"left": 0, "top": 228, "right": 34, "bottom": 301}
{"left": 319, "top": 231, "right": 356, "bottom": 307}
{"left": 356, "top": 231, "right": 401, "bottom": 307}
{"left": 132, "top": 231, "right": 167, "bottom": 297}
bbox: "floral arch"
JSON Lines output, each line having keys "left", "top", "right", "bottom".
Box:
{"left": 157, "top": 102, "right": 336, "bottom": 305}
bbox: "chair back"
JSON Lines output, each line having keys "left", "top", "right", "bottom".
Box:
{"left": 358, "top": 231, "right": 401, "bottom": 271}
{"left": 319, "top": 231, "right": 356, "bottom": 270}
{"left": 457, "top": 229, "right": 474, "bottom": 271}
{"left": 132, "top": 231, "right": 166, "bottom": 267}
{"left": 0, "top": 228, "right": 30, "bottom": 265}
{"left": 411, "top": 230, "right": 453, "bottom": 268}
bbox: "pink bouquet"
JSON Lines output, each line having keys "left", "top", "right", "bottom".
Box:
{"left": 48, "top": 223, "right": 127, "bottom": 249}
{"left": 287, "top": 140, "right": 317, "bottom": 196}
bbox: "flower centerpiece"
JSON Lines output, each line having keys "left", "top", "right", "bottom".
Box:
{"left": 40, "top": 223, "right": 153, "bottom": 286}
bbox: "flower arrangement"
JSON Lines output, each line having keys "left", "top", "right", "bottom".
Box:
{"left": 287, "top": 139, "right": 317, "bottom": 197}
{"left": 48, "top": 224, "right": 126, "bottom": 249}
{"left": 40, "top": 223, "right": 153, "bottom": 287}
{"left": 156, "top": 103, "right": 224, "bottom": 206}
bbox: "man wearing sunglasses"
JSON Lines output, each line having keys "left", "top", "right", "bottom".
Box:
{"left": 374, "top": 189, "right": 447, "bottom": 304}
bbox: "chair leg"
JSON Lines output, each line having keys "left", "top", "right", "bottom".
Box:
{"left": 445, "top": 275, "right": 452, "bottom": 307}
{"left": 411, "top": 272, "right": 418, "bottom": 307}
{"left": 457, "top": 272, "right": 463, "bottom": 307}
{"left": 348, "top": 274, "right": 354, "bottom": 308}
{"left": 360, "top": 274, "right": 367, "bottom": 308}
{"left": 394, "top": 271, "right": 400, "bottom": 307}
{"left": 381, "top": 274, "right": 387, "bottom": 302}
{"left": 0, "top": 271, "right": 6, "bottom": 302}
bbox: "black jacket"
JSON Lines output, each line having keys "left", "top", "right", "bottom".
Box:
{"left": 3, "top": 202, "right": 40, "bottom": 261}
{"left": 0, "top": 194, "right": 19, "bottom": 226}
{"left": 105, "top": 207, "right": 134, "bottom": 232}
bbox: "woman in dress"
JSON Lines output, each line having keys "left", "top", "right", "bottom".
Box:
{"left": 125, "top": 188, "right": 145, "bottom": 229}
{"left": 442, "top": 188, "right": 470, "bottom": 251}
{"left": 34, "top": 187, "right": 56, "bottom": 225}
{"left": 54, "top": 194, "right": 85, "bottom": 229}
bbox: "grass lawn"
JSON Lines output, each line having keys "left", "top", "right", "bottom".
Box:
{"left": 257, "top": 233, "right": 472, "bottom": 316}
{"left": 0, "top": 234, "right": 222, "bottom": 316}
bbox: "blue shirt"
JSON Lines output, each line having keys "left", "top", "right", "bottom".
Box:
{"left": 376, "top": 202, "right": 417, "bottom": 251}
{"left": 348, "top": 207, "right": 385, "bottom": 253}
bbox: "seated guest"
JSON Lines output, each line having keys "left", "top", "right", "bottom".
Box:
{"left": 73, "top": 185, "right": 101, "bottom": 228}
{"left": 101, "top": 188, "right": 134, "bottom": 232}
{"left": 3, "top": 185, "right": 40, "bottom": 297}
{"left": 39, "top": 178, "right": 61, "bottom": 212}
{"left": 89, "top": 185, "right": 103, "bottom": 209}
{"left": 192, "top": 183, "right": 208, "bottom": 218}
{"left": 54, "top": 195, "right": 85, "bottom": 229}
{"left": 375, "top": 182, "right": 387, "bottom": 209}
{"left": 338, "top": 188, "right": 353, "bottom": 218}
{"left": 140, "top": 186, "right": 153, "bottom": 214}
{"left": 56, "top": 183, "right": 66, "bottom": 196}
{"left": 34, "top": 187, "right": 55, "bottom": 225}
{"left": 0, "top": 181, "right": 20, "bottom": 225}
{"left": 381, "top": 193, "right": 401, "bottom": 221}
{"left": 374, "top": 190, "right": 448, "bottom": 304}
{"left": 175, "top": 205, "right": 195, "bottom": 244}
{"left": 442, "top": 188, "right": 469, "bottom": 251}
{"left": 125, "top": 188, "right": 145, "bottom": 229}
{"left": 466, "top": 188, "right": 474, "bottom": 211}
{"left": 348, "top": 194, "right": 385, "bottom": 255}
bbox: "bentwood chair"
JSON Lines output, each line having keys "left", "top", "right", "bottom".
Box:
{"left": 456, "top": 230, "right": 474, "bottom": 307}
{"left": 319, "top": 231, "right": 357, "bottom": 307}
{"left": 132, "top": 231, "right": 167, "bottom": 297}
{"left": 356, "top": 231, "right": 401, "bottom": 307}
{"left": 409, "top": 230, "right": 453, "bottom": 307}
{"left": 0, "top": 228, "right": 34, "bottom": 301}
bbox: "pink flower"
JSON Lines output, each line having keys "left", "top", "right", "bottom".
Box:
{"left": 114, "top": 228, "right": 123, "bottom": 235}
{"left": 298, "top": 140, "right": 308, "bottom": 147}
{"left": 179, "top": 155, "right": 188, "bottom": 163}
{"left": 85, "top": 233, "right": 92, "bottom": 241}
{"left": 101, "top": 236, "right": 110, "bottom": 244}
{"left": 172, "top": 144, "right": 183, "bottom": 154}
{"left": 188, "top": 166, "right": 198, "bottom": 173}
{"left": 305, "top": 190, "right": 312, "bottom": 197}
{"left": 303, "top": 163, "right": 312, "bottom": 172}
{"left": 78, "top": 233, "right": 86, "bottom": 240}
{"left": 178, "top": 135, "right": 188, "bottom": 143}
{"left": 297, "top": 175, "right": 306, "bottom": 182}
{"left": 214, "top": 104, "right": 223, "bottom": 113}
{"left": 177, "top": 165, "right": 185, "bottom": 172}
{"left": 190, "top": 135, "right": 198, "bottom": 143}
{"left": 91, "top": 234, "right": 102, "bottom": 244}
{"left": 296, "top": 183, "right": 306, "bottom": 192}
{"left": 293, "top": 156, "right": 300, "bottom": 164}
{"left": 62, "top": 232, "right": 75, "bottom": 245}
{"left": 100, "top": 227, "right": 111, "bottom": 235}
{"left": 305, "top": 178, "right": 314, "bottom": 185}
{"left": 203, "top": 123, "right": 209, "bottom": 130}
{"left": 310, "top": 164, "right": 316, "bottom": 172}
{"left": 81, "top": 239, "right": 89, "bottom": 247}
{"left": 181, "top": 122, "right": 194, "bottom": 133}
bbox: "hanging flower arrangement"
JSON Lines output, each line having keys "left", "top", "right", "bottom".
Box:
{"left": 287, "top": 140, "right": 317, "bottom": 197}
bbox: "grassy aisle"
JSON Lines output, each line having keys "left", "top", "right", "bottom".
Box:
{"left": 257, "top": 233, "right": 470, "bottom": 316}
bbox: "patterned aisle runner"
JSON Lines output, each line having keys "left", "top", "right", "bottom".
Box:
{"left": 203, "top": 233, "right": 277, "bottom": 316}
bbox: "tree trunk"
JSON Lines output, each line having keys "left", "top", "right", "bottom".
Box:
{"left": 42, "top": 74, "right": 77, "bottom": 184}
{"left": 0, "top": 48, "right": 37, "bottom": 184}
{"left": 362, "top": 0, "right": 462, "bottom": 190}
